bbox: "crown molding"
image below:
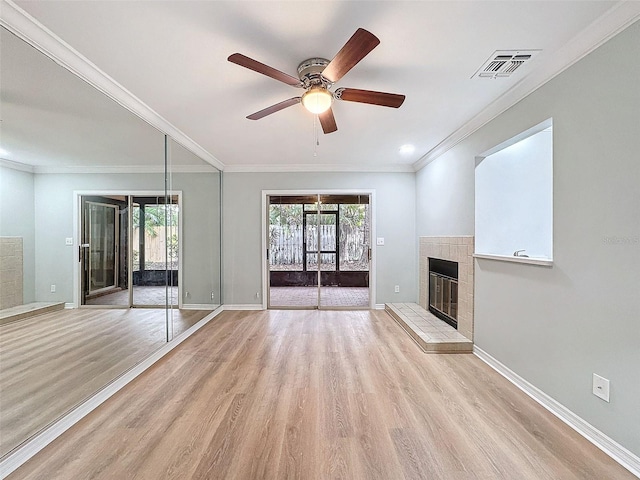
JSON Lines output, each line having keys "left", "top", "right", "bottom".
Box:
{"left": 0, "top": 158, "right": 217, "bottom": 174}
{"left": 0, "top": 158, "right": 35, "bottom": 173}
{"left": 31, "top": 164, "right": 219, "bottom": 175}
{"left": 413, "top": 2, "right": 640, "bottom": 171}
{"left": 224, "top": 163, "right": 415, "bottom": 173}
{"left": 0, "top": 0, "right": 225, "bottom": 172}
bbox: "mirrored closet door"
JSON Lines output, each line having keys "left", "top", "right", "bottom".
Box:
{"left": 0, "top": 24, "right": 221, "bottom": 460}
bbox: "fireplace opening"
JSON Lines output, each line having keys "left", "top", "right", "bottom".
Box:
{"left": 428, "top": 258, "right": 458, "bottom": 329}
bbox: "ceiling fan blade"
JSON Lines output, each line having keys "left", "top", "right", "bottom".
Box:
{"left": 322, "top": 28, "right": 380, "bottom": 83}
{"left": 336, "top": 88, "right": 405, "bottom": 108}
{"left": 247, "top": 97, "right": 301, "bottom": 120}
{"left": 228, "top": 53, "right": 302, "bottom": 87}
{"left": 319, "top": 108, "right": 338, "bottom": 134}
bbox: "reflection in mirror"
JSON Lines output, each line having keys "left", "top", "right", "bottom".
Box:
{"left": 78, "top": 194, "right": 183, "bottom": 309}
{"left": 0, "top": 26, "right": 219, "bottom": 459}
{"left": 130, "top": 194, "right": 179, "bottom": 308}
{"left": 166, "top": 139, "right": 221, "bottom": 340}
{"left": 81, "top": 195, "right": 130, "bottom": 307}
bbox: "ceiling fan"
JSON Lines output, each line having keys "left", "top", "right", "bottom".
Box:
{"left": 228, "top": 28, "right": 405, "bottom": 134}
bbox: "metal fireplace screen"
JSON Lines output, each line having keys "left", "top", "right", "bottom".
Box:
{"left": 428, "top": 258, "right": 458, "bottom": 328}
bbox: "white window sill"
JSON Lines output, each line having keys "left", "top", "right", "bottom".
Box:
{"left": 473, "top": 253, "right": 553, "bottom": 267}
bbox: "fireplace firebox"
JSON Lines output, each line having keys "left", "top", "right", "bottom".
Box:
{"left": 428, "top": 258, "right": 458, "bottom": 328}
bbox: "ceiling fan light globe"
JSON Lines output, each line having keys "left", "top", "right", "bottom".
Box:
{"left": 302, "top": 88, "right": 332, "bottom": 114}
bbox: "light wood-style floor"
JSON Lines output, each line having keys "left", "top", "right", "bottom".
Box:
{"left": 0, "top": 308, "right": 211, "bottom": 458}
{"left": 85, "top": 286, "right": 179, "bottom": 306}
{"left": 7, "top": 310, "right": 635, "bottom": 479}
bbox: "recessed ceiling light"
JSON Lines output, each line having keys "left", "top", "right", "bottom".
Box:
{"left": 399, "top": 144, "right": 415, "bottom": 155}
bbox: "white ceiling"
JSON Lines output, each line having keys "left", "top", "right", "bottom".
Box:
{"left": 3, "top": 1, "right": 637, "bottom": 172}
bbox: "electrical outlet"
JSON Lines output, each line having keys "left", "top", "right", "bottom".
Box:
{"left": 65, "top": 237, "right": 73, "bottom": 246}
{"left": 256, "top": 292, "right": 260, "bottom": 299}
{"left": 592, "top": 373, "right": 610, "bottom": 402}
{"left": 376, "top": 237, "right": 385, "bottom": 246}
{"left": 394, "top": 285, "right": 400, "bottom": 293}
{"left": 50, "top": 284, "right": 56, "bottom": 293}
{"left": 185, "top": 291, "right": 191, "bottom": 298}
{"left": 211, "top": 292, "right": 215, "bottom": 300}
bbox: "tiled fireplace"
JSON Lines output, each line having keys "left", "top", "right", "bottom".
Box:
{"left": 419, "top": 236, "right": 474, "bottom": 341}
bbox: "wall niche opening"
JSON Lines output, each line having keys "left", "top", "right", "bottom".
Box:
{"left": 475, "top": 118, "right": 553, "bottom": 263}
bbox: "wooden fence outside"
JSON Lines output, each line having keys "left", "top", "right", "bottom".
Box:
{"left": 132, "top": 227, "right": 178, "bottom": 269}
{"left": 269, "top": 224, "right": 368, "bottom": 271}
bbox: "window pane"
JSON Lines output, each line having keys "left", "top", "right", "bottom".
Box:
{"left": 320, "top": 253, "right": 336, "bottom": 271}
{"left": 319, "top": 214, "right": 336, "bottom": 253}
{"left": 269, "top": 204, "right": 303, "bottom": 271}
{"left": 339, "top": 204, "right": 369, "bottom": 271}
{"left": 320, "top": 203, "right": 338, "bottom": 211}
{"left": 306, "top": 253, "right": 318, "bottom": 271}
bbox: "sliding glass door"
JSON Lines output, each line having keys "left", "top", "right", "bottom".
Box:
{"left": 80, "top": 193, "right": 179, "bottom": 308}
{"left": 131, "top": 195, "right": 179, "bottom": 308}
{"left": 320, "top": 200, "right": 370, "bottom": 308}
{"left": 269, "top": 196, "right": 317, "bottom": 308}
{"left": 81, "top": 197, "right": 128, "bottom": 307}
{"left": 267, "top": 193, "right": 370, "bottom": 309}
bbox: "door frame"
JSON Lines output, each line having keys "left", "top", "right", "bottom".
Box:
{"left": 73, "top": 190, "right": 183, "bottom": 309}
{"left": 261, "top": 189, "right": 376, "bottom": 309}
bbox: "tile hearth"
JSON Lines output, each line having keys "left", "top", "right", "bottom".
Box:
{"left": 385, "top": 303, "right": 472, "bottom": 353}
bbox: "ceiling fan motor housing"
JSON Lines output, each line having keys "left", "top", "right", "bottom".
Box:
{"left": 297, "top": 58, "right": 331, "bottom": 88}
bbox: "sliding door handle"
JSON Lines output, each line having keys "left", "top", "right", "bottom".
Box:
{"left": 79, "top": 244, "right": 89, "bottom": 262}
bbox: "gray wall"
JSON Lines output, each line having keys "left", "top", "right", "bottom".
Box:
{"left": 0, "top": 165, "right": 36, "bottom": 303}
{"left": 416, "top": 148, "right": 474, "bottom": 237}
{"left": 222, "top": 171, "right": 416, "bottom": 305}
{"left": 31, "top": 171, "right": 220, "bottom": 305}
{"left": 415, "top": 22, "right": 640, "bottom": 456}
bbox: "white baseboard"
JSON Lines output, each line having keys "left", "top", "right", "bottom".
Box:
{"left": 64, "top": 303, "right": 74, "bottom": 309}
{"left": 181, "top": 303, "right": 221, "bottom": 310}
{"left": 375, "top": 303, "right": 386, "bottom": 310}
{"left": 0, "top": 306, "right": 224, "bottom": 479}
{"left": 473, "top": 346, "right": 640, "bottom": 478}
{"left": 223, "top": 304, "right": 264, "bottom": 311}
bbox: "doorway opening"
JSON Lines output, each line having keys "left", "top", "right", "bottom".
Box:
{"left": 266, "top": 193, "right": 371, "bottom": 309}
{"left": 78, "top": 193, "right": 180, "bottom": 308}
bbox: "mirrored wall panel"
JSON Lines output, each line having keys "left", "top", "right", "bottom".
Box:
{"left": 166, "top": 138, "right": 221, "bottom": 339}
{"left": 0, "top": 26, "right": 221, "bottom": 458}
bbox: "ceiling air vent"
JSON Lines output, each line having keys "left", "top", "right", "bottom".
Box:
{"left": 472, "top": 50, "right": 541, "bottom": 79}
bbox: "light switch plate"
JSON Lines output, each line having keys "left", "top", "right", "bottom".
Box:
{"left": 65, "top": 237, "right": 73, "bottom": 246}
{"left": 592, "top": 373, "right": 610, "bottom": 402}
{"left": 376, "top": 237, "right": 385, "bottom": 246}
